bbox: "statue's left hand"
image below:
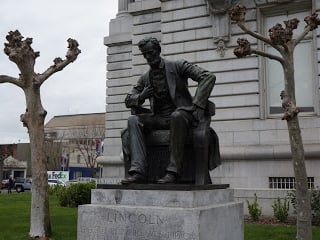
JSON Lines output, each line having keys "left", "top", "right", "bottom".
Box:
{"left": 177, "top": 104, "right": 206, "bottom": 122}
{"left": 192, "top": 105, "right": 205, "bottom": 122}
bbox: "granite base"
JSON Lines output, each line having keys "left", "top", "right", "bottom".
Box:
{"left": 77, "top": 186, "right": 243, "bottom": 240}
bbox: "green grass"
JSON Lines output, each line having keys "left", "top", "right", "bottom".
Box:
{"left": 0, "top": 192, "right": 77, "bottom": 240}
{"left": 0, "top": 192, "right": 319, "bottom": 240}
{"left": 245, "top": 223, "right": 320, "bottom": 240}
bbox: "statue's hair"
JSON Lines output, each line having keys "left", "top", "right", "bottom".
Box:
{"left": 138, "top": 37, "right": 161, "bottom": 53}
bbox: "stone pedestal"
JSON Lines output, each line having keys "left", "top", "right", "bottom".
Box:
{"left": 96, "top": 156, "right": 125, "bottom": 184}
{"left": 78, "top": 185, "right": 244, "bottom": 240}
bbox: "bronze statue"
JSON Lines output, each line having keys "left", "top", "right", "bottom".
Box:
{"left": 121, "top": 37, "right": 219, "bottom": 184}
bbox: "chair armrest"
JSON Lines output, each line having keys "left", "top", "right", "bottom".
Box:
{"left": 131, "top": 106, "right": 152, "bottom": 115}
{"left": 205, "top": 100, "right": 215, "bottom": 116}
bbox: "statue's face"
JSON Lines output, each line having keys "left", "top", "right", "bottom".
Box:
{"left": 140, "top": 42, "right": 161, "bottom": 68}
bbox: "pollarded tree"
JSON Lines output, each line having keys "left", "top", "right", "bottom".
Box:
{"left": 0, "top": 30, "right": 80, "bottom": 239}
{"left": 229, "top": 5, "right": 320, "bottom": 240}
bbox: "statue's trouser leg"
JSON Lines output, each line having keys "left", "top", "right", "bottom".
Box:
{"left": 120, "top": 128, "right": 131, "bottom": 177}
{"left": 167, "top": 110, "right": 194, "bottom": 176}
{"left": 127, "top": 115, "right": 148, "bottom": 176}
{"left": 127, "top": 114, "right": 170, "bottom": 176}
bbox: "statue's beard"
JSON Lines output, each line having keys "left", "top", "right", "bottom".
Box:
{"left": 148, "top": 58, "right": 160, "bottom": 69}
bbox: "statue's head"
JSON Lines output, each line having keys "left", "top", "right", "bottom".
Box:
{"left": 138, "top": 37, "right": 161, "bottom": 68}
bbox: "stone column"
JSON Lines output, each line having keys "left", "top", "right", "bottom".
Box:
{"left": 118, "top": 0, "right": 130, "bottom": 16}
{"left": 97, "top": 0, "right": 134, "bottom": 183}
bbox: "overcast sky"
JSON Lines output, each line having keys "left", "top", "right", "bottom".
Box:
{"left": 0, "top": 0, "right": 118, "bottom": 144}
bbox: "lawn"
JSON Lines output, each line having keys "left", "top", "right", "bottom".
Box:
{"left": 0, "top": 192, "right": 77, "bottom": 240}
{"left": 245, "top": 223, "right": 320, "bottom": 240}
{"left": 0, "top": 192, "right": 319, "bottom": 240}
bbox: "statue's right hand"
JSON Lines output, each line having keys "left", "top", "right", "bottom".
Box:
{"left": 139, "top": 86, "right": 153, "bottom": 101}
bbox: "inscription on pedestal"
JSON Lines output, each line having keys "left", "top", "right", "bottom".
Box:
{"left": 78, "top": 208, "right": 197, "bottom": 240}
{"left": 78, "top": 188, "right": 243, "bottom": 240}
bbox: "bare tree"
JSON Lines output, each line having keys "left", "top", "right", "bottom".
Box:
{"left": 229, "top": 5, "right": 320, "bottom": 240}
{"left": 69, "top": 126, "right": 104, "bottom": 177}
{"left": 0, "top": 30, "right": 80, "bottom": 239}
{"left": 45, "top": 141, "right": 63, "bottom": 171}
{"left": 45, "top": 132, "right": 67, "bottom": 171}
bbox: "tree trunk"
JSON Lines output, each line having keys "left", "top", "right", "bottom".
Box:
{"left": 24, "top": 87, "right": 51, "bottom": 237}
{"left": 284, "top": 56, "right": 312, "bottom": 240}
{"left": 287, "top": 117, "right": 312, "bottom": 240}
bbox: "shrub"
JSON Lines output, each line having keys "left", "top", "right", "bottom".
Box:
{"left": 67, "top": 181, "right": 96, "bottom": 207}
{"left": 287, "top": 188, "right": 320, "bottom": 225}
{"left": 311, "top": 189, "right": 320, "bottom": 225}
{"left": 50, "top": 181, "right": 96, "bottom": 207}
{"left": 272, "top": 197, "right": 289, "bottom": 222}
{"left": 49, "top": 184, "right": 69, "bottom": 206}
{"left": 287, "top": 190, "right": 296, "bottom": 212}
{"left": 246, "top": 193, "right": 262, "bottom": 221}
{"left": 49, "top": 184, "right": 65, "bottom": 195}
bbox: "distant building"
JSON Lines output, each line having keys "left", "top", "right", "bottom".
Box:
{"left": 44, "top": 113, "right": 105, "bottom": 179}
{"left": 16, "top": 143, "right": 31, "bottom": 177}
{"left": 1, "top": 143, "right": 30, "bottom": 179}
{"left": 3, "top": 156, "right": 27, "bottom": 178}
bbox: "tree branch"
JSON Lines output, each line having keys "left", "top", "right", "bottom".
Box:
{"left": 293, "top": 25, "right": 311, "bottom": 47}
{"left": 35, "top": 38, "right": 81, "bottom": 86}
{"left": 0, "top": 75, "right": 23, "bottom": 88}
{"left": 296, "top": 12, "right": 320, "bottom": 47}
{"left": 237, "top": 22, "right": 284, "bottom": 53}
{"left": 4, "top": 30, "right": 39, "bottom": 69}
{"left": 252, "top": 49, "right": 284, "bottom": 65}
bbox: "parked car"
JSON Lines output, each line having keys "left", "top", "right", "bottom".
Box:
{"left": 48, "top": 179, "right": 66, "bottom": 187}
{"left": 1, "top": 179, "right": 9, "bottom": 189}
{"left": 14, "top": 178, "right": 32, "bottom": 193}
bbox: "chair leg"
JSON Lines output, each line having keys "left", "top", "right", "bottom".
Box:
{"left": 193, "top": 126, "right": 209, "bottom": 185}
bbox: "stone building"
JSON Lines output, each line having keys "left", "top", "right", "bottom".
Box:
{"left": 3, "top": 156, "right": 27, "bottom": 179}
{"left": 99, "top": 0, "right": 320, "bottom": 200}
{"left": 44, "top": 113, "right": 105, "bottom": 179}
{"left": 1, "top": 143, "right": 30, "bottom": 179}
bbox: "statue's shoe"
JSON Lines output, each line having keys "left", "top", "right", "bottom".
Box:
{"left": 156, "top": 172, "right": 177, "bottom": 184}
{"left": 121, "top": 173, "right": 146, "bottom": 184}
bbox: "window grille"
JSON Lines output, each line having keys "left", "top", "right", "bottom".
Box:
{"left": 269, "top": 177, "right": 314, "bottom": 189}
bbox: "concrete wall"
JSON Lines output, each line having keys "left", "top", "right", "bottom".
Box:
{"left": 234, "top": 188, "right": 295, "bottom": 217}
{"left": 101, "top": 0, "right": 320, "bottom": 190}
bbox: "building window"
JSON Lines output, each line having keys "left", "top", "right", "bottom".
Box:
{"left": 74, "top": 171, "right": 82, "bottom": 179}
{"left": 45, "top": 131, "right": 57, "bottom": 139}
{"left": 77, "top": 154, "right": 81, "bottom": 164}
{"left": 14, "top": 170, "right": 25, "bottom": 178}
{"left": 263, "top": 9, "right": 316, "bottom": 116}
{"left": 269, "top": 177, "right": 314, "bottom": 189}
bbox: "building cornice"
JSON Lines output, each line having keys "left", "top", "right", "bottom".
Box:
{"left": 221, "top": 144, "right": 320, "bottom": 160}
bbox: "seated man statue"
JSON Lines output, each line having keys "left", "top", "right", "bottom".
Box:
{"left": 121, "top": 37, "right": 217, "bottom": 184}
